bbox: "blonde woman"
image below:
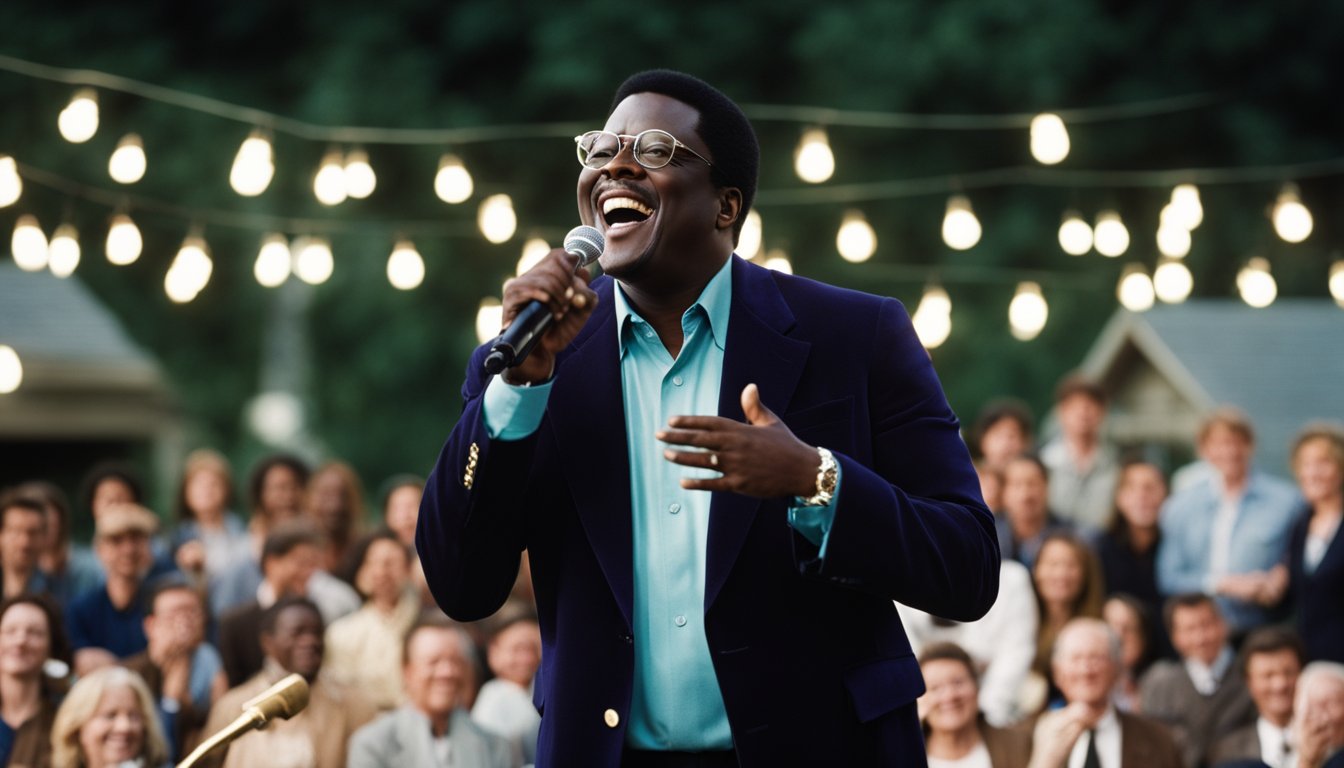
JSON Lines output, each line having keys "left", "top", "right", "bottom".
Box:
{"left": 51, "top": 667, "right": 167, "bottom": 768}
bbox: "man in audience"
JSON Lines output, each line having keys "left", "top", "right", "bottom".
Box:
{"left": 1040, "top": 374, "right": 1120, "bottom": 535}
{"left": 1026, "top": 618, "right": 1182, "bottom": 768}
{"left": 65, "top": 502, "right": 160, "bottom": 674}
{"left": 1157, "top": 407, "right": 1301, "bottom": 636}
{"left": 0, "top": 494, "right": 51, "bottom": 598}
{"left": 1209, "top": 627, "right": 1304, "bottom": 768}
{"left": 997, "top": 455, "right": 1067, "bottom": 571}
{"left": 348, "top": 616, "right": 515, "bottom": 768}
{"left": 201, "top": 596, "right": 376, "bottom": 768}
{"left": 1140, "top": 593, "right": 1256, "bottom": 768}
{"left": 1294, "top": 662, "right": 1344, "bottom": 768}
{"left": 210, "top": 453, "right": 311, "bottom": 616}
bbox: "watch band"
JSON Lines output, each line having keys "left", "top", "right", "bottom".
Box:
{"left": 799, "top": 447, "right": 838, "bottom": 507}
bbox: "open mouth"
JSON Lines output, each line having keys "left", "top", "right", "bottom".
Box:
{"left": 602, "top": 196, "right": 654, "bottom": 228}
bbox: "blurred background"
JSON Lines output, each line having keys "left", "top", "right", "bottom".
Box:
{"left": 1, "top": 0, "right": 1341, "bottom": 522}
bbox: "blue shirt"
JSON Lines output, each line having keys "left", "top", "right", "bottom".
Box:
{"left": 65, "top": 582, "right": 148, "bottom": 658}
{"left": 483, "top": 258, "right": 838, "bottom": 749}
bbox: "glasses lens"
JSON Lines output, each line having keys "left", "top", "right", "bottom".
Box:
{"left": 633, "top": 130, "right": 677, "bottom": 169}
{"left": 578, "top": 131, "right": 621, "bottom": 168}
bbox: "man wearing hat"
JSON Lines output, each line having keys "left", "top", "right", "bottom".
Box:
{"left": 65, "top": 501, "right": 163, "bottom": 675}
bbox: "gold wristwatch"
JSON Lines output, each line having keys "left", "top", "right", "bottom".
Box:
{"left": 798, "top": 447, "right": 838, "bottom": 507}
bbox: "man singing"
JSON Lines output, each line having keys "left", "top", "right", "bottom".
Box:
{"left": 418, "top": 70, "right": 1000, "bottom": 766}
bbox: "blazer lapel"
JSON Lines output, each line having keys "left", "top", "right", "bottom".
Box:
{"left": 705, "top": 258, "right": 810, "bottom": 611}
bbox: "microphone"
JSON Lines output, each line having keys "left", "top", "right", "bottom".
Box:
{"left": 483, "top": 225, "right": 604, "bottom": 375}
{"left": 175, "top": 674, "right": 310, "bottom": 768}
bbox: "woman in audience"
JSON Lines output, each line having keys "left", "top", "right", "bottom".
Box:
{"left": 378, "top": 475, "right": 432, "bottom": 606}
{"left": 1031, "top": 533, "right": 1105, "bottom": 699}
{"left": 305, "top": 461, "right": 366, "bottom": 574}
{"left": 1095, "top": 460, "right": 1170, "bottom": 656}
{"left": 1101, "top": 593, "right": 1153, "bottom": 712}
{"left": 171, "top": 449, "right": 251, "bottom": 587}
{"left": 50, "top": 666, "right": 167, "bottom": 768}
{"left": 919, "top": 642, "right": 1030, "bottom": 768}
{"left": 0, "top": 595, "right": 71, "bottom": 767}
{"left": 1286, "top": 422, "right": 1344, "bottom": 663}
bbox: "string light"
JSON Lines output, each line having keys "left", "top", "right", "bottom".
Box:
{"left": 1166, "top": 184, "right": 1203, "bottom": 230}
{"left": 1009, "top": 281, "right": 1048, "bottom": 341}
{"left": 1058, "top": 211, "right": 1093, "bottom": 256}
{"left": 941, "top": 195, "right": 982, "bottom": 250}
{"left": 108, "top": 134, "right": 147, "bottom": 184}
{"left": 47, "top": 223, "right": 81, "bottom": 278}
{"left": 1156, "top": 222, "right": 1192, "bottom": 258}
{"left": 1093, "top": 211, "right": 1130, "bottom": 257}
{"left": 0, "top": 345, "right": 22, "bottom": 395}
{"left": 517, "top": 237, "right": 550, "bottom": 276}
{"left": 738, "top": 209, "right": 762, "bottom": 260}
{"left": 1154, "top": 259, "right": 1193, "bottom": 304}
{"left": 10, "top": 215, "right": 48, "bottom": 272}
{"left": 911, "top": 285, "right": 952, "bottom": 349}
{"left": 434, "top": 154, "right": 474, "bottom": 204}
{"left": 1029, "top": 113, "right": 1070, "bottom": 165}
{"left": 387, "top": 240, "right": 425, "bottom": 290}
{"left": 478, "top": 194, "right": 516, "bottom": 244}
{"left": 475, "top": 297, "right": 503, "bottom": 344}
{"left": 763, "top": 248, "right": 793, "bottom": 274}
{"left": 105, "top": 214, "right": 142, "bottom": 265}
{"left": 794, "top": 128, "right": 835, "bottom": 184}
{"left": 253, "top": 234, "right": 292, "bottom": 287}
{"left": 313, "top": 151, "right": 348, "bottom": 206}
{"left": 1330, "top": 260, "right": 1344, "bottom": 307}
{"left": 1237, "top": 257, "right": 1277, "bottom": 308}
{"left": 1117, "top": 263, "right": 1155, "bottom": 311}
{"left": 293, "top": 237, "right": 334, "bottom": 284}
{"left": 57, "top": 88, "right": 99, "bottom": 143}
{"left": 343, "top": 149, "right": 376, "bottom": 199}
{"left": 230, "top": 131, "right": 274, "bottom": 196}
{"left": 836, "top": 210, "right": 876, "bottom": 263}
{"left": 1272, "top": 183, "right": 1313, "bottom": 243}
{"left": 0, "top": 156, "right": 21, "bottom": 207}
{"left": 164, "top": 235, "right": 213, "bottom": 303}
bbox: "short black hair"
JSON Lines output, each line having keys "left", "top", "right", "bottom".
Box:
{"left": 247, "top": 453, "right": 311, "bottom": 516}
{"left": 612, "top": 70, "right": 759, "bottom": 243}
{"left": 337, "top": 527, "right": 409, "bottom": 595}
{"left": 260, "top": 595, "right": 323, "bottom": 636}
{"left": 142, "top": 573, "right": 203, "bottom": 616}
{"left": 260, "top": 520, "right": 323, "bottom": 565}
{"left": 1238, "top": 626, "right": 1305, "bottom": 675}
{"left": 1162, "top": 592, "right": 1218, "bottom": 633}
{"left": 0, "top": 493, "right": 46, "bottom": 530}
{"left": 78, "top": 461, "right": 144, "bottom": 516}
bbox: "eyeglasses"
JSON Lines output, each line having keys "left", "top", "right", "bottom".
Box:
{"left": 574, "top": 129, "right": 713, "bottom": 171}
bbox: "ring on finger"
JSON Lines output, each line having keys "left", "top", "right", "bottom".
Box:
{"left": 708, "top": 453, "right": 719, "bottom": 467}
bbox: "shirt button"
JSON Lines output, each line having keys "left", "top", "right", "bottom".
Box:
{"left": 668, "top": 503, "right": 681, "bottom": 515}
{"left": 643, "top": 328, "right": 654, "bottom": 338}
{"left": 674, "top": 615, "right": 687, "bottom": 627}
{"left": 604, "top": 709, "right": 620, "bottom": 728}
{"left": 672, "top": 375, "right": 684, "bottom": 386}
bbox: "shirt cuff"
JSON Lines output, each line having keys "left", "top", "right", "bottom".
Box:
{"left": 788, "top": 464, "right": 843, "bottom": 559}
{"left": 482, "top": 374, "right": 553, "bottom": 440}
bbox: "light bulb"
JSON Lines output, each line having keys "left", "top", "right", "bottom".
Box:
{"left": 763, "top": 249, "right": 793, "bottom": 274}
{"left": 247, "top": 391, "right": 304, "bottom": 446}
{"left": 836, "top": 211, "right": 876, "bottom": 263}
{"left": 478, "top": 194, "right": 517, "bottom": 244}
{"left": 254, "top": 234, "right": 292, "bottom": 287}
{"left": 0, "top": 155, "right": 21, "bottom": 207}
{"left": 1272, "top": 184, "right": 1313, "bottom": 243}
{"left": 911, "top": 286, "right": 952, "bottom": 349}
{"left": 11, "top": 215, "right": 48, "bottom": 272}
{"left": 230, "top": 132, "right": 274, "bottom": 196}
{"left": 105, "top": 214, "right": 142, "bottom": 265}
{"left": 476, "top": 298, "right": 503, "bottom": 344}
{"left": 794, "top": 128, "right": 834, "bottom": 184}
{"left": 435, "top": 154, "right": 474, "bottom": 204}
{"left": 1237, "top": 257, "right": 1277, "bottom": 308}
{"left": 58, "top": 88, "right": 99, "bottom": 143}
{"left": 1329, "top": 260, "right": 1344, "bottom": 306}
{"left": 517, "top": 238, "right": 550, "bottom": 276}
{"left": 1156, "top": 224, "right": 1192, "bottom": 258}
{"left": 48, "top": 224, "right": 81, "bottom": 278}
{"left": 1117, "top": 264, "right": 1155, "bottom": 312}
{"left": 941, "top": 195, "right": 982, "bottom": 250}
{"left": 0, "top": 345, "right": 22, "bottom": 394}
{"left": 1029, "top": 113, "right": 1070, "bottom": 165}
{"left": 165, "top": 237, "right": 212, "bottom": 303}
{"left": 1168, "top": 184, "right": 1203, "bottom": 230}
{"left": 387, "top": 240, "right": 425, "bottom": 290}
{"left": 1009, "top": 281, "right": 1048, "bottom": 341}
{"left": 738, "top": 209, "right": 762, "bottom": 260}
{"left": 1154, "top": 259, "right": 1193, "bottom": 304}
{"left": 1093, "top": 211, "right": 1130, "bottom": 257}
{"left": 108, "top": 134, "right": 147, "bottom": 184}
{"left": 313, "top": 152, "right": 348, "bottom": 206}
{"left": 1058, "top": 211, "right": 1093, "bottom": 256}
{"left": 343, "top": 150, "right": 376, "bottom": 199}
{"left": 294, "top": 237, "right": 334, "bottom": 284}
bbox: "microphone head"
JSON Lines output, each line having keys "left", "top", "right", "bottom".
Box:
{"left": 242, "top": 673, "right": 310, "bottom": 722}
{"left": 564, "top": 225, "right": 604, "bottom": 266}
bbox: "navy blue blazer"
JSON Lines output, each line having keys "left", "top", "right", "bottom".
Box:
{"left": 1287, "top": 505, "right": 1344, "bottom": 663}
{"left": 418, "top": 256, "right": 1000, "bottom": 767}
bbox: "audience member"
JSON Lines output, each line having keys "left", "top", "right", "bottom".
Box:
{"left": 324, "top": 529, "right": 420, "bottom": 711}
{"left": 348, "top": 617, "right": 514, "bottom": 768}
{"left": 1032, "top": 533, "right": 1104, "bottom": 700}
{"left": 973, "top": 399, "right": 1036, "bottom": 473}
{"left": 65, "top": 503, "right": 160, "bottom": 675}
{"left": 170, "top": 449, "right": 251, "bottom": 587}
{"left": 472, "top": 611, "right": 542, "bottom": 763}
{"left": 123, "top": 576, "right": 228, "bottom": 762}
{"left": 998, "top": 456, "right": 1068, "bottom": 571}
{"left": 380, "top": 475, "right": 433, "bottom": 606}
{"left": 1209, "top": 627, "right": 1304, "bottom": 768}
{"left": 1293, "top": 662, "right": 1344, "bottom": 768}
{"left": 1286, "top": 423, "right": 1344, "bottom": 663}
{"left": 1140, "top": 593, "right": 1256, "bottom": 768}
{"left": 1157, "top": 407, "right": 1301, "bottom": 636}
{"left": 0, "top": 495, "right": 51, "bottom": 598}
{"left": 1101, "top": 594, "right": 1153, "bottom": 712}
{"left": 918, "top": 641, "right": 1031, "bottom": 768}
{"left": 1026, "top": 618, "right": 1182, "bottom": 768}
{"left": 976, "top": 461, "right": 1005, "bottom": 515}
{"left": 1040, "top": 375, "right": 1120, "bottom": 535}
{"left": 899, "top": 559, "right": 1040, "bottom": 727}
{"left": 50, "top": 665, "right": 168, "bottom": 768}
{"left": 0, "top": 595, "right": 71, "bottom": 767}
{"left": 201, "top": 597, "right": 376, "bottom": 768}
{"left": 79, "top": 462, "right": 144, "bottom": 520}
{"left": 210, "top": 453, "right": 310, "bottom": 616}
{"left": 13, "top": 481, "right": 102, "bottom": 605}
{"left": 305, "top": 461, "right": 366, "bottom": 574}
{"left": 1096, "top": 461, "right": 1166, "bottom": 608}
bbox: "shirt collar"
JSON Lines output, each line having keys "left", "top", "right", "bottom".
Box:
{"left": 614, "top": 256, "right": 733, "bottom": 357}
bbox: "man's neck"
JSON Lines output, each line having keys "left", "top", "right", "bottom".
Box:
{"left": 0, "top": 673, "right": 41, "bottom": 726}
{"left": 1261, "top": 711, "right": 1292, "bottom": 729}
{"left": 105, "top": 574, "right": 140, "bottom": 609}
{"left": 1, "top": 564, "right": 32, "bottom": 598}
{"left": 1067, "top": 433, "right": 1099, "bottom": 466}
{"left": 423, "top": 707, "right": 452, "bottom": 738}
{"left": 617, "top": 258, "right": 728, "bottom": 359}
{"left": 1219, "top": 471, "right": 1249, "bottom": 498}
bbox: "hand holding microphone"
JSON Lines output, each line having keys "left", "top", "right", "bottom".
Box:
{"left": 484, "top": 225, "right": 603, "bottom": 382}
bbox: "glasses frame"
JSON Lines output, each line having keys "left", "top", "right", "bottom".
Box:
{"left": 574, "top": 129, "right": 713, "bottom": 171}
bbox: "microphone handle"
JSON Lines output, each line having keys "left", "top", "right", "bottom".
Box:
{"left": 483, "top": 299, "right": 555, "bottom": 375}
{"left": 175, "top": 709, "right": 265, "bottom": 768}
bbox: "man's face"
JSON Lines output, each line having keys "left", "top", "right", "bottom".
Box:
{"left": 487, "top": 620, "right": 541, "bottom": 688}
{"left": 979, "top": 418, "right": 1028, "bottom": 469}
{"left": 264, "top": 543, "right": 319, "bottom": 597}
{"left": 1052, "top": 624, "right": 1118, "bottom": 708}
{"left": 95, "top": 530, "right": 151, "bottom": 580}
{"left": 0, "top": 507, "right": 46, "bottom": 572}
{"left": 1300, "top": 675, "right": 1344, "bottom": 752}
{"left": 577, "top": 93, "right": 726, "bottom": 287}
{"left": 1246, "top": 649, "right": 1300, "bottom": 725}
{"left": 403, "top": 627, "right": 469, "bottom": 719}
{"left": 145, "top": 587, "right": 206, "bottom": 652}
{"left": 1057, "top": 393, "right": 1105, "bottom": 441}
{"left": 1170, "top": 603, "right": 1227, "bottom": 666}
{"left": 261, "top": 605, "right": 324, "bottom": 681}
{"left": 1115, "top": 463, "right": 1166, "bottom": 529}
{"left": 1200, "top": 424, "right": 1253, "bottom": 486}
{"left": 1002, "top": 459, "right": 1048, "bottom": 530}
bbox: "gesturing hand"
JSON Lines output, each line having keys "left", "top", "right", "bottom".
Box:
{"left": 657, "top": 383, "right": 820, "bottom": 499}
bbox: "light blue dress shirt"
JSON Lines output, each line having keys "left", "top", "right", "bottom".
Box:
{"left": 481, "top": 257, "right": 839, "bottom": 750}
